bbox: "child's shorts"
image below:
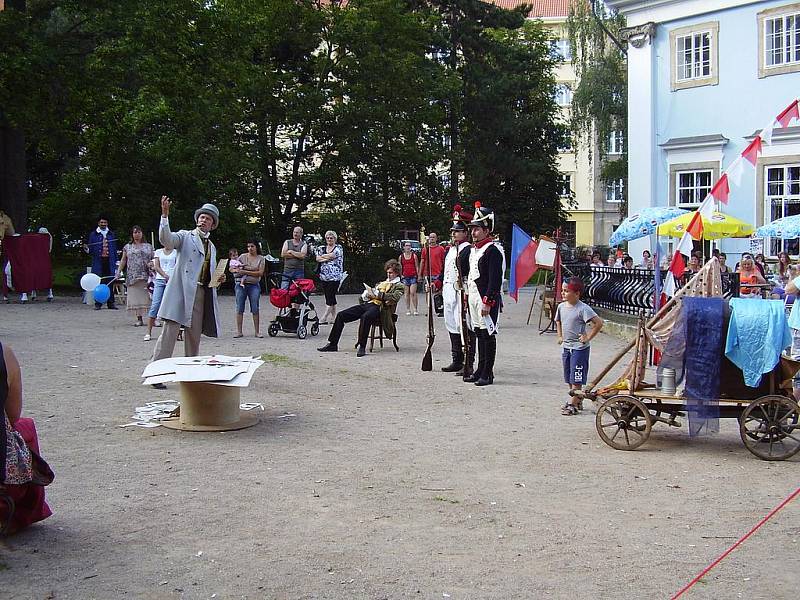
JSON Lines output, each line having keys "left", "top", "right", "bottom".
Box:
{"left": 562, "top": 347, "right": 590, "bottom": 385}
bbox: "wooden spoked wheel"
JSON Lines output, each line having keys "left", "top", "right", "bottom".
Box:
{"left": 740, "top": 395, "right": 800, "bottom": 461}
{"left": 595, "top": 395, "right": 652, "bottom": 451}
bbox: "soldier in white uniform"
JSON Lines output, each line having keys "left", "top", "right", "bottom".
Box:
{"left": 464, "top": 204, "right": 505, "bottom": 387}
{"left": 441, "top": 205, "right": 475, "bottom": 376}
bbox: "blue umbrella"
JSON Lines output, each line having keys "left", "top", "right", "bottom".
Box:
{"left": 609, "top": 206, "right": 688, "bottom": 247}
{"left": 753, "top": 214, "right": 800, "bottom": 239}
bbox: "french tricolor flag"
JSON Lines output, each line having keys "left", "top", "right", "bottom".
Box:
{"left": 509, "top": 224, "right": 539, "bottom": 302}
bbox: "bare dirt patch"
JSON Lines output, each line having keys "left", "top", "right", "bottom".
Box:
{"left": 2, "top": 292, "right": 798, "bottom": 599}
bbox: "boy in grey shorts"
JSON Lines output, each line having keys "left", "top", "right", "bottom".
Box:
{"left": 556, "top": 277, "right": 604, "bottom": 415}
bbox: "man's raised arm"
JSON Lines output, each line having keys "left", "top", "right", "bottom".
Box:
{"left": 159, "top": 195, "right": 182, "bottom": 251}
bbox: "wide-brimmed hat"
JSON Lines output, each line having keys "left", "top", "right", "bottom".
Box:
{"left": 450, "top": 203, "right": 473, "bottom": 232}
{"left": 468, "top": 201, "right": 494, "bottom": 232}
{"left": 194, "top": 203, "right": 219, "bottom": 229}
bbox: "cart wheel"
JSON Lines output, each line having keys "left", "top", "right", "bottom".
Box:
{"left": 310, "top": 323, "right": 319, "bottom": 336}
{"left": 739, "top": 395, "right": 800, "bottom": 461}
{"left": 268, "top": 323, "right": 279, "bottom": 337}
{"left": 595, "top": 395, "right": 652, "bottom": 451}
{"left": 297, "top": 325, "right": 307, "bottom": 340}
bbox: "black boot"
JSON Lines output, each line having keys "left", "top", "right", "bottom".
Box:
{"left": 457, "top": 330, "right": 476, "bottom": 378}
{"left": 465, "top": 329, "right": 487, "bottom": 383}
{"left": 475, "top": 333, "right": 496, "bottom": 386}
{"left": 442, "top": 333, "right": 464, "bottom": 372}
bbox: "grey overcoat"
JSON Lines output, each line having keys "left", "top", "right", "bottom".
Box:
{"left": 156, "top": 219, "right": 221, "bottom": 337}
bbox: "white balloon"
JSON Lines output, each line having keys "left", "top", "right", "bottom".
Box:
{"left": 80, "top": 273, "right": 101, "bottom": 291}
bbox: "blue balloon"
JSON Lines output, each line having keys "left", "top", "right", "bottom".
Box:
{"left": 93, "top": 284, "right": 111, "bottom": 303}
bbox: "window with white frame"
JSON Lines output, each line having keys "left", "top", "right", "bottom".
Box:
{"left": 551, "top": 39, "right": 572, "bottom": 61}
{"left": 765, "top": 11, "right": 800, "bottom": 67}
{"left": 560, "top": 173, "right": 573, "bottom": 197}
{"left": 608, "top": 130, "right": 624, "bottom": 154}
{"left": 557, "top": 137, "right": 573, "bottom": 153}
{"left": 670, "top": 22, "right": 718, "bottom": 90}
{"left": 676, "top": 31, "right": 711, "bottom": 81}
{"left": 554, "top": 84, "right": 572, "bottom": 107}
{"left": 675, "top": 170, "right": 712, "bottom": 207}
{"left": 764, "top": 164, "right": 800, "bottom": 256}
{"left": 759, "top": 5, "right": 800, "bottom": 78}
{"left": 605, "top": 178, "right": 624, "bottom": 203}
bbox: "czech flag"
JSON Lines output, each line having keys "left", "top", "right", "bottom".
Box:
{"left": 509, "top": 224, "right": 539, "bottom": 301}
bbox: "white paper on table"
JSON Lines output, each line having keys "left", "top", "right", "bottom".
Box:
{"left": 142, "top": 357, "right": 184, "bottom": 378}
{"left": 142, "top": 373, "right": 175, "bottom": 386}
{"left": 174, "top": 355, "right": 261, "bottom": 365}
{"left": 173, "top": 363, "right": 250, "bottom": 382}
{"left": 484, "top": 314, "right": 497, "bottom": 336}
{"left": 206, "top": 360, "right": 265, "bottom": 387}
{"left": 143, "top": 355, "right": 264, "bottom": 382}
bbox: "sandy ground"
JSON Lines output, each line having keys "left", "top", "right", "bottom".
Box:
{"left": 1, "top": 289, "right": 798, "bottom": 600}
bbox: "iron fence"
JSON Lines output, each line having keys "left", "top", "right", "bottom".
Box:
{"left": 562, "top": 262, "right": 740, "bottom": 316}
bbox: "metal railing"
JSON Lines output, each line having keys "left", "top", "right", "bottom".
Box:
{"left": 562, "top": 262, "right": 740, "bottom": 316}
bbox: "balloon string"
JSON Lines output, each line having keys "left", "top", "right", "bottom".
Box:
{"left": 670, "top": 486, "right": 800, "bottom": 599}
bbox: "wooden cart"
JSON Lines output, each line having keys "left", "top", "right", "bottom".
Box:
{"left": 575, "top": 262, "right": 800, "bottom": 461}
{"left": 591, "top": 348, "right": 800, "bottom": 462}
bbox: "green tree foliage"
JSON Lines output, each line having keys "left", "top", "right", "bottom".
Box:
{"left": 462, "top": 22, "right": 567, "bottom": 242}
{"left": 426, "top": 0, "right": 567, "bottom": 241}
{"left": 567, "top": 0, "right": 627, "bottom": 212}
{"left": 1, "top": 0, "right": 565, "bottom": 265}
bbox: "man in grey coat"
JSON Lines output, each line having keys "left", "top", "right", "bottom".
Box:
{"left": 151, "top": 196, "right": 225, "bottom": 375}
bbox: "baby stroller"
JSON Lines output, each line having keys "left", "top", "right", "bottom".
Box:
{"left": 267, "top": 274, "right": 320, "bottom": 339}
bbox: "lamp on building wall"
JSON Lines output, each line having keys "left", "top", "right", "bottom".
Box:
{"left": 620, "top": 22, "right": 656, "bottom": 49}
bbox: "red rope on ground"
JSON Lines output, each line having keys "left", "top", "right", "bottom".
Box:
{"left": 670, "top": 486, "right": 800, "bottom": 599}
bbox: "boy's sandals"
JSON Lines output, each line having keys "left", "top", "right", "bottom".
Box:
{"left": 561, "top": 403, "right": 580, "bottom": 416}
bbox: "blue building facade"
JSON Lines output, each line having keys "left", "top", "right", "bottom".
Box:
{"left": 608, "top": 0, "right": 800, "bottom": 261}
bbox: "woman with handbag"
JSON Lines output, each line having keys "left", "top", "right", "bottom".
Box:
{"left": 315, "top": 231, "right": 344, "bottom": 324}
{"left": 1, "top": 341, "right": 54, "bottom": 534}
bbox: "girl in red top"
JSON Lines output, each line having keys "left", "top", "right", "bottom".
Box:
{"left": 398, "top": 242, "right": 420, "bottom": 315}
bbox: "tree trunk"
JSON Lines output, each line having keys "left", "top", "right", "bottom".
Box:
{"left": 0, "top": 118, "right": 27, "bottom": 231}
{"left": 0, "top": 1, "right": 28, "bottom": 231}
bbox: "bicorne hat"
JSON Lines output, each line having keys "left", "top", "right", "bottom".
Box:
{"left": 450, "top": 203, "right": 474, "bottom": 232}
{"left": 468, "top": 201, "right": 494, "bottom": 232}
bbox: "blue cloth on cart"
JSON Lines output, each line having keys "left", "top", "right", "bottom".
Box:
{"left": 659, "top": 300, "right": 687, "bottom": 386}
{"left": 725, "top": 298, "right": 791, "bottom": 388}
{"left": 683, "top": 297, "right": 724, "bottom": 436}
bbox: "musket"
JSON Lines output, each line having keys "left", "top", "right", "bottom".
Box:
{"left": 421, "top": 227, "right": 435, "bottom": 371}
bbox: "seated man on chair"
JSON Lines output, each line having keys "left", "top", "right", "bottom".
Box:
{"left": 318, "top": 259, "right": 404, "bottom": 357}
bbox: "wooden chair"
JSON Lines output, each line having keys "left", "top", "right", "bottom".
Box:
{"left": 369, "top": 313, "right": 399, "bottom": 352}
{"left": 355, "top": 311, "right": 400, "bottom": 352}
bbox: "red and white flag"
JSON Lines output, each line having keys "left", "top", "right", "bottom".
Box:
{"left": 675, "top": 230, "right": 695, "bottom": 257}
{"left": 698, "top": 196, "right": 715, "bottom": 218}
{"left": 686, "top": 211, "right": 704, "bottom": 240}
{"left": 761, "top": 119, "right": 776, "bottom": 145}
{"left": 663, "top": 248, "right": 687, "bottom": 297}
{"left": 742, "top": 135, "right": 763, "bottom": 166}
{"left": 728, "top": 156, "right": 745, "bottom": 187}
{"left": 709, "top": 174, "right": 730, "bottom": 204}
{"left": 777, "top": 99, "right": 799, "bottom": 128}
